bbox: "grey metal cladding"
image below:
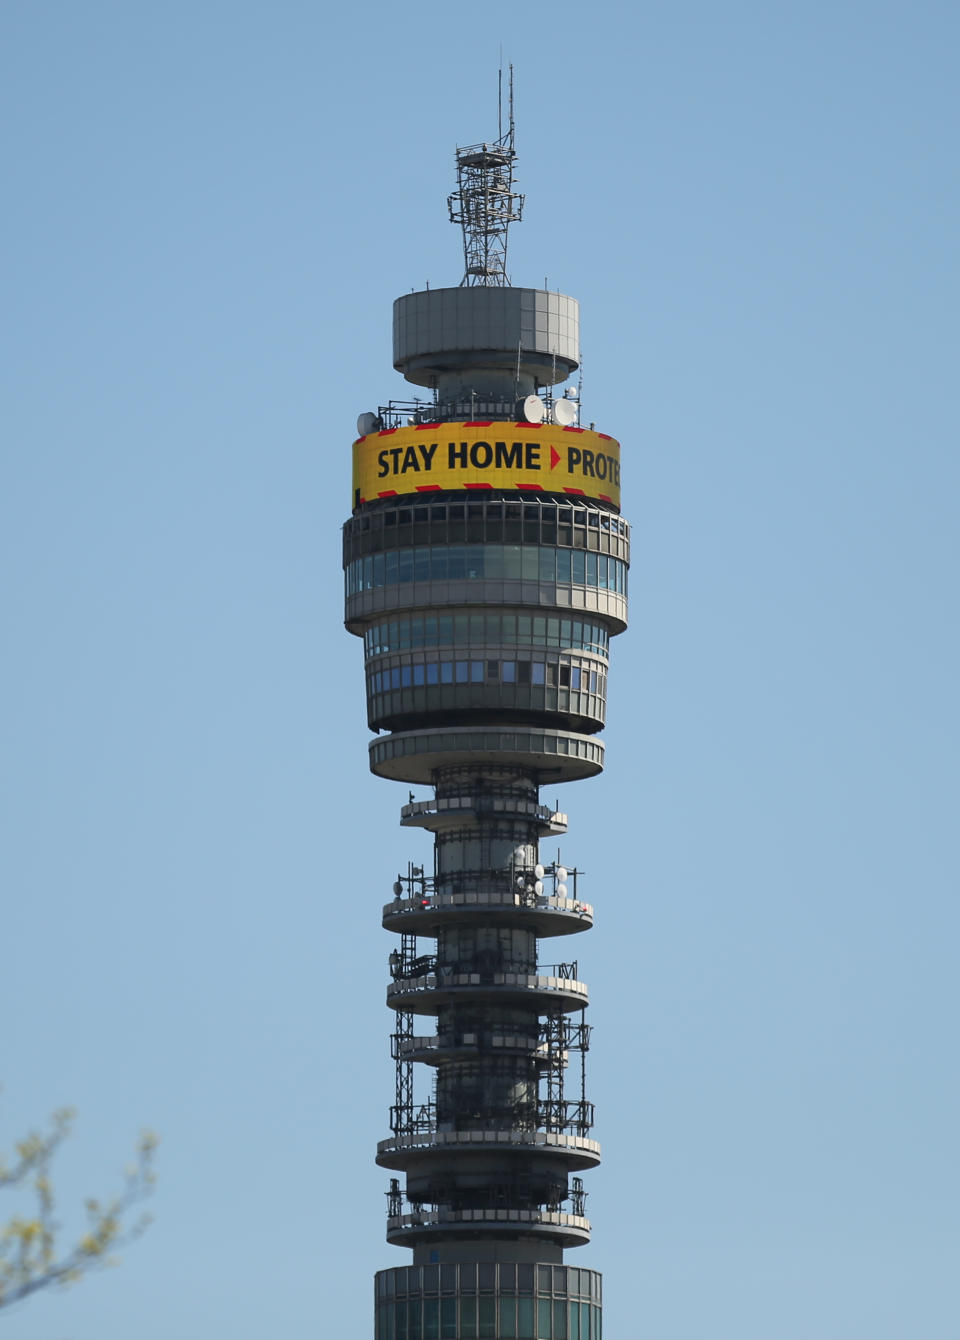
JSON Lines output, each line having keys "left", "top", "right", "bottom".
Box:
{"left": 393, "top": 287, "right": 580, "bottom": 369}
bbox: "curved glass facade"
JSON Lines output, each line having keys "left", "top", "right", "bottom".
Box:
{"left": 343, "top": 498, "right": 629, "bottom": 564}
{"left": 367, "top": 657, "right": 606, "bottom": 697}
{"left": 374, "top": 1263, "right": 602, "bottom": 1340}
{"left": 345, "top": 546, "right": 627, "bottom": 598}
{"left": 364, "top": 614, "right": 610, "bottom": 659}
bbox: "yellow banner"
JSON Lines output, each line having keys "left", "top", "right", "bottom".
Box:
{"left": 352, "top": 422, "right": 621, "bottom": 511}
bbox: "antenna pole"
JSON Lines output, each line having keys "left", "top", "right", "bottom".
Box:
{"left": 498, "top": 63, "right": 503, "bottom": 142}
{"left": 447, "top": 66, "right": 525, "bottom": 286}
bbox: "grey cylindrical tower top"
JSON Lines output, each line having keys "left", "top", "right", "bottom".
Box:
{"left": 393, "top": 287, "right": 579, "bottom": 391}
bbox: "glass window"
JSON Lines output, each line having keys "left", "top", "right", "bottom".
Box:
{"left": 517, "top": 1266, "right": 534, "bottom": 1295}
{"left": 579, "top": 1304, "right": 590, "bottom": 1340}
{"left": 408, "top": 1299, "right": 422, "bottom": 1340}
{"left": 466, "top": 546, "right": 484, "bottom": 578}
{"left": 503, "top": 546, "right": 522, "bottom": 579}
{"left": 413, "top": 664, "right": 425, "bottom": 686}
{"left": 501, "top": 1265, "right": 517, "bottom": 1294}
{"left": 487, "top": 660, "right": 499, "bottom": 682}
{"left": 460, "top": 1297, "right": 477, "bottom": 1339}
{"left": 538, "top": 1298, "right": 552, "bottom": 1337}
{"left": 572, "top": 551, "right": 585, "bottom": 584}
{"left": 570, "top": 667, "right": 581, "bottom": 690}
{"left": 373, "top": 554, "right": 385, "bottom": 587}
{"left": 517, "top": 661, "right": 531, "bottom": 684}
{"left": 553, "top": 1301, "right": 567, "bottom": 1340}
{"left": 447, "top": 546, "right": 466, "bottom": 579}
{"left": 517, "top": 1298, "right": 535, "bottom": 1339}
{"left": 533, "top": 616, "right": 546, "bottom": 644}
{"left": 478, "top": 1264, "right": 495, "bottom": 1292}
{"left": 363, "top": 556, "right": 373, "bottom": 590}
{"left": 502, "top": 661, "right": 516, "bottom": 683}
{"left": 538, "top": 1266, "right": 552, "bottom": 1294}
{"left": 438, "top": 616, "right": 452, "bottom": 644}
{"left": 586, "top": 553, "right": 598, "bottom": 587}
{"left": 423, "top": 1299, "right": 439, "bottom": 1340}
{"left": 479, "top": 1297, "right": 496, "bottom": 1337}
{"left": 557, "top": 549, "right": 572, "bottom": 584}
{"left": 455, "top": 661, "right": 468, "bottom": 683}
{"left": 522, "top": 547, "right": 539, "bottom": 580}
{"left": 570, "top": 1302, "right": 580, "bottom": 1340}
{"left": 401, "top": 666, "right": 412, "bottom": 687}
{"left": 440, "top": 1298, "right": 456, "bottom": 1339}
{"left": 500, "top": 1296, "right": 517, "bottom": 1338}
{"left": 426, "top": 663, "right": 439, "bottom": 685}
{"left": 532, "top": 662, "right": 545, "bottom": 685}
{"left": 471, "top": 661, "right": 484, "bottom": 682}
{"left": 391, "top": 667, "right": 401, "bottom": 689}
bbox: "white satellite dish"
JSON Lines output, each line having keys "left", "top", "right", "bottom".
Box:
{"left": 556, "top": 866, "right": 568, "bottom": 883}
{"left": 551, "top": 398, "right": 577, "bottom": 427}
{"left": 357, "top": 411, "right": 381, "bottom": 437}
{"left": 522, "top": 393, "right": 545, "bottom": 424}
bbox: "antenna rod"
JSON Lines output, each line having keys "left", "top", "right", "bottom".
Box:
{"left": 447, "top": 65, "right": 525, "bottom": 286}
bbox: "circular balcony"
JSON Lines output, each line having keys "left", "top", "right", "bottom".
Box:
{"left": 385, "top": 1206, "right": 591, "bottom": 1249}
{"left": 387, "top": 969, "right": 589, "bottom": 1015}
{"left": 376, "top": 1128, "right": 601, "bottom": 1173}
{"left": 382, "top": 890, "right": 594, "bottom": 938}
{"left": 369, "top": 726, "right": 604, "bottom": 785}
{"left": 394, "top": 1030, "right": 543, "bottom": 1065}
{"left": 400, "top": 793, "right": 568, "bottom": 835}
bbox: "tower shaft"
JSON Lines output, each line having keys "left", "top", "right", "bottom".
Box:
{"left": 344, "top": 86, "right": 627, "bottom": 1340}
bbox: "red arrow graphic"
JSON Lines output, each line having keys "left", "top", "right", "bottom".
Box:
{"left": 550, "top": 445, "right": 561, "bottom": 470}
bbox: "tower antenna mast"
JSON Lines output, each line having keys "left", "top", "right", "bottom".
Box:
{"left": 448, "top": 63, "right": 524, "bottom": 286}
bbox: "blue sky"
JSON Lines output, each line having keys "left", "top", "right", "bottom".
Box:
{"left": 2, "top": 2, "right": 957, "bottom": 1337}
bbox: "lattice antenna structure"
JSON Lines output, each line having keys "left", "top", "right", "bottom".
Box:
{"left": 447, "top": 65, "right": 525, "bottom": 286}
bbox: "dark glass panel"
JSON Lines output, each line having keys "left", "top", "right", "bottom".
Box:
{"left": 517, "top": 1298, "right": 535, "bottom": 1339}
{"left": 440, "top": 1298, "right": 456, "bottom": 1338}
{"left": 479, "top": 1297, "right": 496, "bottom": 1338}
{"left": 538, "top": 1298, "right": 552, "bottom": 1337}
{"left": 460, "top": 1297, "right": 478, "bottom": 1339}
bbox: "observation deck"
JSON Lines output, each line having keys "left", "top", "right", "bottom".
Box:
{"left": 386, "top": 965, "right": 589, "bottom": 1015}
{"left": 385, "top": 1207, "right": 592, "bottom": 1250}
